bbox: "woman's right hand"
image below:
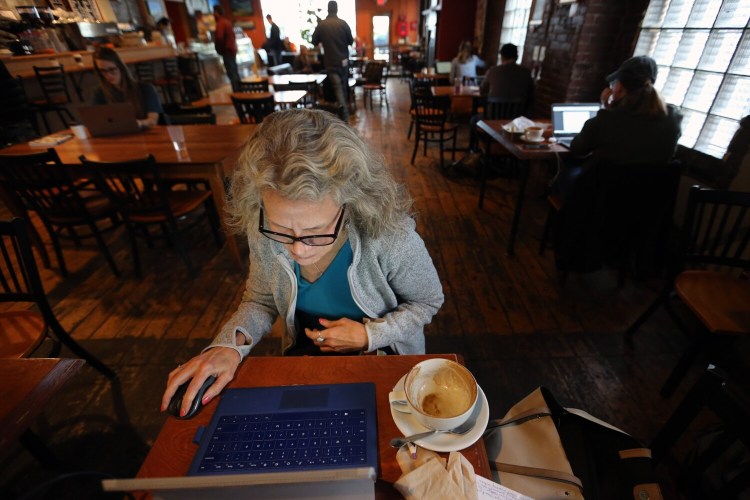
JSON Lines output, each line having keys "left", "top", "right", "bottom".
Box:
{"left": 160, "top": 346, "right": 242, "bottom": 417}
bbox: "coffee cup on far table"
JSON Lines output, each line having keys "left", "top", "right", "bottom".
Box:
{"left": 401, "top": 358, "right": 478, "bottom": 431}
{"left": 524, "top": 126, "right": 544, "bottom": 141}
{"left": 70, "top": 124, "right": 88, "bottom": 140}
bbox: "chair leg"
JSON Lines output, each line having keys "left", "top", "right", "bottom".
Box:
{"left": 626, "top": 293, "right": 665, "bottom": 336}
{"left": 451, "top": 132, "right": 457, "bottom": 161}
{"left": 20, "top": 429, "right": 64, "bottom": 469}
{"left": 48, "top": 318, "right": 117, "bottom": 380}
{"left": 407, "top": 119, "right": 413, "bottom": 140}
{"left": 125, "top": 224, "right": 142, "bottom": 278}
{"left": 46, "top": 227, "right": 68, "bottom": 277}
{"left": 660, "top": 336, "right": 708, "bottom": 398}
{"left": 411, "top": 127, "right": 420, "bottom": 165}
{"left": 165, "top": 215, "right": 197, "bottom": 278}
{"left": 204, "top": 199, "right": 223, "bottom": 248}
{"left": 539, "top": 205, "right": 555, "bottom": 255}
{"left": 88, "top": 222, "right": 120, "bottom": 277}
{"left": 439, "top": 131, "right": 445, "bottom": 169}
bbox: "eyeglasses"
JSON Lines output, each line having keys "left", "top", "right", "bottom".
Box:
{"left": 98, "top": 67, "right": 120, "bottom": 75}
{"left": 258, "top": 205, "right": 346, "bottom": 246}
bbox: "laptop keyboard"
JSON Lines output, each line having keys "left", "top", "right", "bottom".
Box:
{"left": 197, "top": 409, "right": 369, "bottom": 473}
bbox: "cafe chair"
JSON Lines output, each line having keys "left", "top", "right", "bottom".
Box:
{"left": 362, "top": 61, "right": 389, "bottom": 110}
{"left": 0, "top": 148, "right": 121, "bottom": 277}
{"left": 231, "top": 93, "right": 276, "bottom": 124}
{"left": 539, "top": 161, "right": 680, "bottom": 287}
{"left": 406, "top": 78, "right": 430, "bottom": 140}
{"left": 79, "top": 154, "right": 223, "bottom": 278}
{"left": 154, "top": 58, "right": 182, "bottom": 104}
{"left": 0, "top": 217, "right": 116, "bottom": 380}
{"left": 177, "top": 53, "right": 208, "bottom": 102}
{"left": 238, "top": 78, "right": 270, "bottom": 93}
{"left": 410, "top": 93, "right": 458, "bottom": 168}
{"left": 650, "top": 364, "right": 750, "bottom": 498}
{"left": 1, "top": 75, "right": 39, "bottom": 146}
{"left": 30, "top": 65, "right": 76, "bottom": 134}
{"left": 626, "top": 185, "right": 750, "bottom": 397}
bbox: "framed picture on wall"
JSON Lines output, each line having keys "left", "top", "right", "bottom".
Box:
{"left": 230, "top": 0, "right": 253, "bottom": 17}
{"left": 529, "top": 0, "right": 546, "bottom": 26}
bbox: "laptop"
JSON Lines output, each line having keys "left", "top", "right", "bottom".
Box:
{"left": 551, "top": 102, "right": 601, "bottom": 147}
{"left": 77, "top": 103, "right": 141, "bottom": 137}
{"left": 435, "top": 61, "right": 452, "bottom": 74}
{"left": 102, "top": 382, "right": 378, "bottom": 499}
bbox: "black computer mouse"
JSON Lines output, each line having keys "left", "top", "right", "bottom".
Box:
{"left": 167, "top": 375, "right": 217, "bottom": 419}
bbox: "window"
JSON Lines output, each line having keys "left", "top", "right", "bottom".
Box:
{"left": 636, "top": 0, "right": 749, "bottom": 158}
{"left": 499, "top": 0, "right": 534, "bottom": 64}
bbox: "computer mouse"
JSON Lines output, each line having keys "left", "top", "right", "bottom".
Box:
{"left": 167, "top": 375, "right": 217, "bottom": 419}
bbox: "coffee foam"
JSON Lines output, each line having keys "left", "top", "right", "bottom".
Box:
{"left": 418, "top": 364, "right": 474, "bottom": 418}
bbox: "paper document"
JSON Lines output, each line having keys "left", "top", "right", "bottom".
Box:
{"left": 476, "top": 475, "right": 534, "bottom": 500}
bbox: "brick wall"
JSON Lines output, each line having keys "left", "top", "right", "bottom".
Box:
{"left": 481, "top": 0, "right": 649, "bottom": 117}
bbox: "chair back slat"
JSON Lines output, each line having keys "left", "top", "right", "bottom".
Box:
{"left": 231, "top": 94, "right": 276, "bottom": 124}
{"left": 0, "top": 219, "right": 41, "bottom": 303}
{"left": 413, "top": 93, "right": 449, "bottom": 127}
{"left": 681, "top": 186, "right": 750, "bottom": 274}
{"left": 33, "top": 65, "right": 71, "bottom": 104}
{"left": 484, "top": 97, "right": 526, "bottom": 120}
{"left": 238, "top": 80, "right": 270, "bottom": 93}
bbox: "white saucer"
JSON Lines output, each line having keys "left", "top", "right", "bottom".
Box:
{"left": 521, "top": 135, "right": 545, "bottom": 143}
{"left": 390, "top": 374, "right": 489, "bottom": 452}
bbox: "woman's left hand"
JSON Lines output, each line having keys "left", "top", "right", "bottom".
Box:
{"left": 305, "top": 318, "right": 368, "bottom": 353}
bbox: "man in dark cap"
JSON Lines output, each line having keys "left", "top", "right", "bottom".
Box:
{"left": 600, "top": 55, "right": 658, "bottom": 108}
{"left": 312, "top": 1, "right": 353, "bottom": 120}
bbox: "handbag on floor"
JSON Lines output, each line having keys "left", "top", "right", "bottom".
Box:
{"left": 483, "top": 387, "right": 663, "bottom": 500}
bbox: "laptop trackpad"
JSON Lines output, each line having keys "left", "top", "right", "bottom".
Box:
{"left": 280, "top": 387, "right": 329, "bottom": 409}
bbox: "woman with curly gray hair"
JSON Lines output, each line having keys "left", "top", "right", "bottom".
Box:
{"left": 162, "top": 109, "right": 444, "bottom": 417}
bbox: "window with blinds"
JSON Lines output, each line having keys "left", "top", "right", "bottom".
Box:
{"left": 635, "top": 0, "right": 749, "bottom": 158}
{"left": 499, "top": 0, "right": 534, "bottom": 64}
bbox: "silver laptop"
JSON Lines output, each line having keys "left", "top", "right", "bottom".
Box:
{"left": 77, "top": 103, "right": 141, "bottom": 137}
{"left": 551, "top": 102, "right": 600, "bottom": 147}
{"left": 102, "top": 382, "right": 378, "bottom": 499}
{"left": 435, "top": 61, "right": 452, "bottom": 74}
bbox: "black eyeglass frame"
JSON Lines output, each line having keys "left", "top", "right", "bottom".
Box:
{"left": 258, "top": 204, "right": 346, "bottom": 246}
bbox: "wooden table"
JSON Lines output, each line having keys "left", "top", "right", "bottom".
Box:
{"left": 413, "top": 72, "right": 450, "bottom": 82}
{"left": 190, "top": 90, "right": 308, "bottom": 108}
{"left": 431, "top": 85, "right": 481, "bottom": 98}
{"left": 0, "top": 358, "right": 84, "bottom": 453}
{"left": 137, "top": 355, "right": 491, "bottom": 497}
{"left": 477, "top": 119, "right": 569, "bottom": 256}
{"left": 1, "top": 124, "right": 256, "bottom": 268}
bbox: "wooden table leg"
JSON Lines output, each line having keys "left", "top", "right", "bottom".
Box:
{"left": 507, "top": 161, "right": 530, "bottom": 257}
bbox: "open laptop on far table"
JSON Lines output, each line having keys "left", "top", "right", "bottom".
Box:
{"left": 435, "top": 61, "right": 452, "bottom": 75}
{"left": 551, "top": 102, "right": 601, "bottom": 148}
{"left": 77, "top": 103, "right": 141, "bottom": 137}
{"left": 103, "top": 382, "right": 378, "bottom": 499}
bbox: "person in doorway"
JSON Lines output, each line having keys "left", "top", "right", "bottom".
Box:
{"left": 311, "top": 1, "right": 353, "bottom": 120}
{"left": 213, "top": 4, "right": 240, "bottom": 92}
{"left": 160, "top": 108, "right": 444, "bottom": 417}
{"left": 91, "top": 46, "right": 163, "bottom": 129}
{"left": 264, "top": 14, "right": 284, "bottom": 66}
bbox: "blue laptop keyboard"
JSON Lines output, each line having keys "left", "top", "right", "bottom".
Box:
{"left": 196, "top": 409, "right": 369, "bottom": 473}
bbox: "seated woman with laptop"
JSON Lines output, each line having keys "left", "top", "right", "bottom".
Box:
{"left": 161, "top": 109, "right": 445, "bottom": 418}
{"left": 90, "top": 46, "right": 163, "bottom": 129}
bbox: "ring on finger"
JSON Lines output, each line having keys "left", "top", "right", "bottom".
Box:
{"left": 316, "top": 333, "right": 325, "bottom": 343}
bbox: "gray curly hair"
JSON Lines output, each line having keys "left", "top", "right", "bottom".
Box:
{"left": 227, "top": 108, "right": 413, "bottom": 239}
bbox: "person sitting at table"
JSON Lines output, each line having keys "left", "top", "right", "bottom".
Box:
{"left": 450, "top": 40, "right": 485, "bottom": 84}
{"left": 292, "top": 45, "right": 313, "bottom": 73}
{"left": 90, "top": 47, "right": 163, "bottom": 129}
{"left": 160, "top": 108, "right": 445, "bottom": 417}
{"left": 557, "top": 55, "right": 682, "bottom": 199}
{"left": 480, "top": 43, "right": 534, "bottom": 114}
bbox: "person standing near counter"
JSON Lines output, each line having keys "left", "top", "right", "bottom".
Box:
{"left": 213, "top": 4, "right": 240, "bottom": 92}
{"left": 91, "top": 47, "right": 163, "bottom": 129}
{"left": 312, "top": 1, "right": 353, "bottom": 120}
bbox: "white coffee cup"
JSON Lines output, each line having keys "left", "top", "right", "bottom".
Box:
{"left": 70, "top": 124, "right": 88, "bottom": 140}
{"left": 524, "top": 126, "right": 544, "bottom": 141}
{"left": 398, "top": 359, "right": 478, "bottom": 431}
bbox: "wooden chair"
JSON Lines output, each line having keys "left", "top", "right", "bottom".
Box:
{"left": 476, "top": 98, "right": 527, "bottom": 209}
{"left": 362, "top": 61, "right": 389, "bottom": 110}
{"left": 0, "top": 217, "right": 116, "bottom": 379}
{"left": 627, "top": 185, "right": 750, "bottom": 397}
{"left": 539, "top": 161, "right": 681, "bottom": 287}
{"left": 30, "top": 65, "right": 76, "bottom": 134}
{"left": 79, "top": 154, "right": 222, "bottom": 278}
{"left": 177, "top": 53, "right": 208, "bottom": 102}
{"left": 410, "top": 93, "right": 458, "bottom": 168}
{"left": 650, "top": 364, "right": 750, "bottom": 497}
{"left": 238, "top": 79, "right": 270, "bottom": 93}
{"left": 231, "top": 93, "right": 276, "bottom": 124}
{"left": 406, "top": 78, "right": 430, "bottom": 139}
{"left": 0, "top": 148, "right": 121, "bottom": 277}
{"left": 154, "top": 58, "right": 182, "bottom": 104}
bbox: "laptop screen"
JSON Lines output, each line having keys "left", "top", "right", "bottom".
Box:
{"left": 551, "top": 103, "right": 600, "bottom": 136}
{"left": 435, "top": 61, "right": 452, "bottom": 74}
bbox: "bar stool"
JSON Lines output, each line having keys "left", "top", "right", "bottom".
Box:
{"left": 30, "top": 65, "right": 76, "bottom": 134}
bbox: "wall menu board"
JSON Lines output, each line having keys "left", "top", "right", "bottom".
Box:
{"left": 70, "top": 0, "right": 103, "bottom": 22}
{"left": 230, "top": 0, "right": 253, "bottom": 17}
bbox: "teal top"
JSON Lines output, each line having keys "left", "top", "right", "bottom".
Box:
{"left": 295, "top": 240, "right": 365, "bottom": 322}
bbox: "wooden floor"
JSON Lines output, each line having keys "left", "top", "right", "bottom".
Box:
{"left": 1, "top": 78, "right": 748, "bottom": 499}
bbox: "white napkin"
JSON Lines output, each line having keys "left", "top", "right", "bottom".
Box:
{"left": 394, "top": 447, "right": 478, "bottom": 500}
{"left": 501, "top": 116, "right": 538, "bottom": 133}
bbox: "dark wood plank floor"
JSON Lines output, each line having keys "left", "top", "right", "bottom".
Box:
{"left": 1, "top": 78, "right": 747, "bottom": 499}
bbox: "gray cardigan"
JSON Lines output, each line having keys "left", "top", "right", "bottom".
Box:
{"left": 206, "top": 217, "right": 444, "bottom": 358}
